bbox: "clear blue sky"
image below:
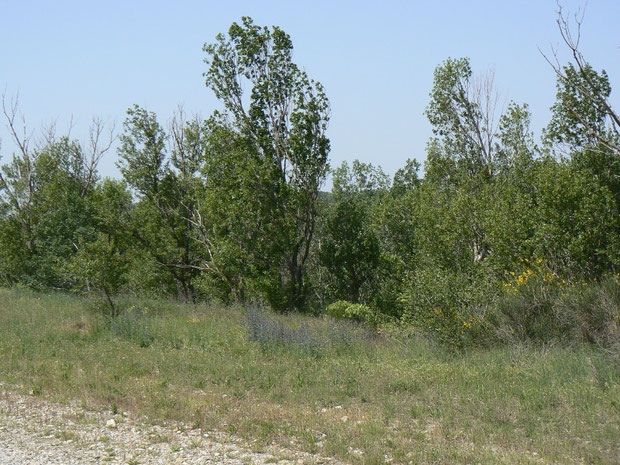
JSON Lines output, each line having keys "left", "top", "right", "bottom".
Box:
{"left": 1, "top": 0, "right": 618, "bottom": 181}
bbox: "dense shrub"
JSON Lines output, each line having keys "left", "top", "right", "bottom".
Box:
{"left": 491, "top": 277, "right": 562, "bottom": 343}
{"left": 490, "top": 273, "right": 620, "bottom": 359}
{"left": 558, "top": 276, "right": 620, "bottom": 350}
{"left": 398, "top": 267, "right": 492, "bottom": 349}
{"left": 324, "top": 300, "right": 383, "bottom": 328}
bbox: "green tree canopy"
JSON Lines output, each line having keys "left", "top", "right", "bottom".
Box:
{"left": 202, "top": 17, "right": 331, "bottom": 311}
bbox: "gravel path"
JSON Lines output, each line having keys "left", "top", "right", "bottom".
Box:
{"left": 0, "top": 386, "right": 338, "bottom": 465}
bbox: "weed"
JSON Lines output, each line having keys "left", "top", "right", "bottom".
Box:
{"left": 246, "top": 302, "right": 373, "bottom": 353}
{"left": 148, "top": 432, "right": 172, "bottom": 444}
{"left": 106, "top": 306, "right": 154, "bottom": 348}
{"left": 55, "top": 430, "right": 80, "bottom": 442}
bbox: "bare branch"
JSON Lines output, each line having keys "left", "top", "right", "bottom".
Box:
{"left": 2, "top": 92, "right": 32, "bottom": 160}
{"left": 1, "top": 92, "right": 35, "bottom": 212}
{"left": 540, "top": 2, "right": 620, "bottom": 153}
{"left": 40, "top": 120, "right": 58, "bottom": 148}
{"left": 82, "top": 117, "right": 116, "bottom": 195}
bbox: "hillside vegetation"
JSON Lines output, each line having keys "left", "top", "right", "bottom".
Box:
{"left": 0, "top": 9, "right": 619, "bottom": 464}
{"left": 1, "top": 12, "right": 618, "bottom": 352}
{"left": 0, "top": 288, "right": 618, "bottom": 465}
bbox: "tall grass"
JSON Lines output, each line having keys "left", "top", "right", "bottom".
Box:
{"left": 0, "top": 288, "right": 618, "bottom": 464}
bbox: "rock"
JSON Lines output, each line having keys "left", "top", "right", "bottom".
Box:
{"left": 0, "top": 388, "right": 345, "bottom": 465}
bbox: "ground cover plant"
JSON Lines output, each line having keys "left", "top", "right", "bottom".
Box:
{"left": 0, "top": 288, "right": 618, "bottom": 465}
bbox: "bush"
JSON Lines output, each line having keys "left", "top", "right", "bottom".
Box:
{"left": 490, "top": 276, "right": 561, "bottom": 343}
{"left": 490, "top": 273, "right": 620, "bottom": 359}
{"left": 398, "top": 267, "right": 491, "bottom": 349}
{"left": 325, "top": 300, "right": 382, "bottom": 328}
{"left": 559, "top": 276, "right": 620, "bottom": 350}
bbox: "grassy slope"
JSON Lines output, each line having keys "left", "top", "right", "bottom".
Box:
{"left": 0, "top": 288, "right": 618, "bottom": 465}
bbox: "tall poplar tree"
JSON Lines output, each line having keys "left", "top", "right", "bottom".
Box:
{"left": 202, "top": 17, "right": 330, "bottom": 310}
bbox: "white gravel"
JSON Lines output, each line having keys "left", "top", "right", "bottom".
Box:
{"left": 0, "top": 386, "right": 339, "bottom": 465}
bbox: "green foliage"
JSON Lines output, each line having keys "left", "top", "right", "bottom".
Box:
{"left": 59, "top": 179, "right": 133, "bottom": 315}
{"left": 319, "top": 197, "right": 380, "bottom": 303}
{"left": 331, "top": 160, "right": 390, "bottom": 202}
{"left": 369, "top": 169, "right": 424, "bottom": 318}
{"left": 0, "top": 135, "right": 100, "bottom": 289}
{"left": 324, "top": 300, "right": 380, "bottom": 328}
{"left": 0, "top": 216, "right": 29, "bottom": 285}
{"left": 118, "top": 105, "right": 168, "bottom": 196}
{"left": 399, "top": 266, "right": 492, "bottom": 349}
{"left": 314, "top": 160, "right": 392, "bottom": 313}
{"left": 391, "top": 158, "right": 421, "bottom": 196}
{"left": 544, "top": 63, "right": 615, "bottom": 150}
{"left": 203, "top": 17, "right": 330, "bottom": 311}
{"left": 63, "top": 234, "right": 129, "bottom": 316}
{"left": 196, "top": 117, "right": 283, "bottom": 304}
{"left": 1, "top": 16, "right": 618, "bottom": 354}
{"left": 529, "top": 156, "right": 619, "bottom": 276}
{"left": 117, "top": 106, "right": 205, "bottom": 302}
{"left": 425, "top": 57, "right": 495, "bottom": 181}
